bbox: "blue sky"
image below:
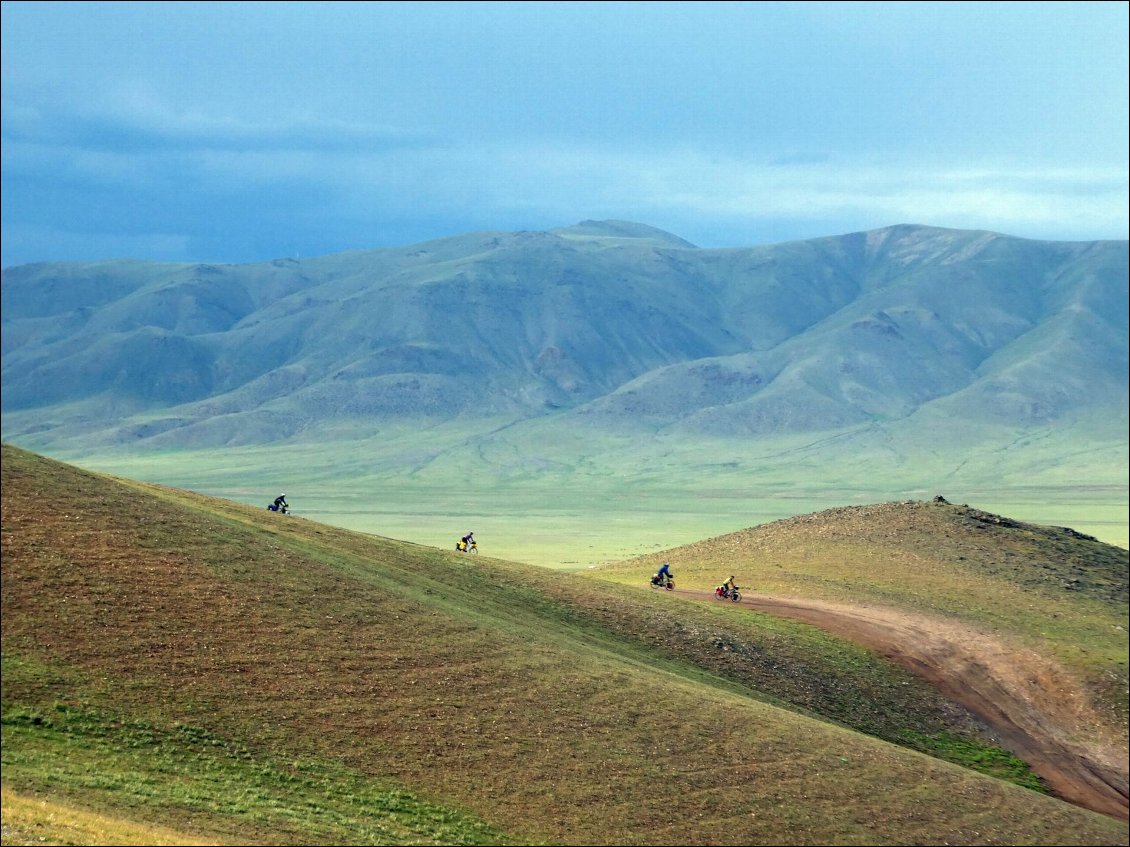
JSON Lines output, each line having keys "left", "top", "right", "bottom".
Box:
{"left": 2, "top": 1, "right": 1127, "bottom": 267}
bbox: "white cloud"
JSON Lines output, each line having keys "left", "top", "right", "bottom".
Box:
{"left": 342, "top": 142, "right": 1130, "bottom": 243}
{"left": 4, "top": 0, "right": 1126, "bottom": 263}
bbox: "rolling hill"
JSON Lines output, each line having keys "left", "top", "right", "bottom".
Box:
{"left": 2, "top": 443, "right": 1127, "bottom": 845}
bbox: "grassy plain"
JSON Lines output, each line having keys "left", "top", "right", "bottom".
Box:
{"left": 63, "top": 433, "right": 1128, "bottom": 569}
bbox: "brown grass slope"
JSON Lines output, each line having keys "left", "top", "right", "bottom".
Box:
{"left": 593, "top": 498, "right": 1129, "bottom": 820}
{"left": 594, "top": 498, "right": 1128, "bottom": 702}
{"left": 2, "top": 443, "right": 1127, "bottom": 846}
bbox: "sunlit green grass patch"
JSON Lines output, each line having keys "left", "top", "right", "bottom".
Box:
{"left": 1, "top": 699, "right": 514, "bottom": 847}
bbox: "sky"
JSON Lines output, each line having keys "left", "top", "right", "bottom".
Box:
{"left": 2, "top": 1, "right": 1127, "bottom": 268}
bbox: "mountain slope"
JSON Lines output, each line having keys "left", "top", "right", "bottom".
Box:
{"left": 2, "top": 223, "right": 1126, "bottom": 452}
{"left": 3, "top": 443, "right": 1127, "bottom": 844}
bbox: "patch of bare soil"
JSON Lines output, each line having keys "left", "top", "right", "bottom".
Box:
{"left": 678, "top": 588, "right": 1130, "bottom": 822}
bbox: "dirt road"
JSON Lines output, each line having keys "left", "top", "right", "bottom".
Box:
{"left": 679, "top": 588, "right": 1129, "bottom": 822}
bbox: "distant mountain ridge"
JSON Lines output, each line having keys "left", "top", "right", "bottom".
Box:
{"left": 2, "top": 221, "right": 1127, "bottom": 457}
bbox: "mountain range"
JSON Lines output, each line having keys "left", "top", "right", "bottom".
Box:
{"left": 3, "top": 221, "right": 1126, "bottom": 448}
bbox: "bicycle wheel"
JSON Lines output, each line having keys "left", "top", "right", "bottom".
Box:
{"left": 730, "top": 590, "right": 742, "bottom": 603}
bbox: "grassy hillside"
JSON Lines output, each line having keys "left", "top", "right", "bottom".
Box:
{"left": 594, "top": 498, "right": 1129, "bottom": 695}
{"left": 2, "top": 443, "right": 1127, "bottom": 845}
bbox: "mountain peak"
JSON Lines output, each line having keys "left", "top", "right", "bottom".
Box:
{"left": 550, "top": 220, "right": 697, "bottom": 248}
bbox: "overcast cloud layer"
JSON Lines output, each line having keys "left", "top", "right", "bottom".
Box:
{"left": 2, "top": 1, "right": 1127, "bottom": 267}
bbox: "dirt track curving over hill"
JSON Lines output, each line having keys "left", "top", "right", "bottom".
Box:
{"left": 677, "top": 587, "right": 1130, "bottom": 822}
